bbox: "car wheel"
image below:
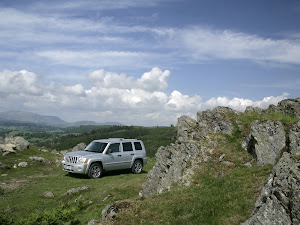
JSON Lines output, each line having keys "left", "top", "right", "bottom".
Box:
{"left": 132, "top": 160, "right": 143, "bottom": 174}
{"left": 88, "top": 163, "right": 103, "bottom": 179}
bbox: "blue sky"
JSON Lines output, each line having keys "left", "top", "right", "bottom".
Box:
{"left": 0, "top": 0, "right": 299, "bottom": 125}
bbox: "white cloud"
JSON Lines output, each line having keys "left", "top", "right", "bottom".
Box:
{"left": 89, "top": 67, "right": 170, "bottom": 91}
{"left": 156, "top": 26, "right": 300, "bottom": 65}
{"left": 0, "top": 70, "right": 42, "bottom": 95}
{"left": 36, "top": 50, "right": 152, "bottom": 69}
{"left": 0, "top": 68, "right": 291, "bottom": 126}
{"left": 138, "top": 67, "right": 170, "bottom": 91}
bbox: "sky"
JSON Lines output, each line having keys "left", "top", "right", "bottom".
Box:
{"left": 0, "top": 0, "right": 299, "bottom": 126}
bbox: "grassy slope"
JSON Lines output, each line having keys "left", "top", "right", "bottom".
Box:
{"left": 0, "top": 146, "right": 155, "bottom": 224}
{"left": 0, "top": 112, "right": 298, "bottom": 224}
{"left": 108, "top": 111, "right": 298, "bottom": 225}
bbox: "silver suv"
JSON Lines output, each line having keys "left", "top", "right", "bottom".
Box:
{"left": 62, "top": 138, "right": 147, "bottom": 178}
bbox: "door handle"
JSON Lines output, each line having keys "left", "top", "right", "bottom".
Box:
{"left": 118, "top": 155, "right": 122, "bottom": 157}
{"left": 130, "top": 153, "right": 134, "bottom": 156}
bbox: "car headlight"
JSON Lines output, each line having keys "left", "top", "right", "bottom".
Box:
{"left": 78, "top": 156, "right": 87, "bottom": 164}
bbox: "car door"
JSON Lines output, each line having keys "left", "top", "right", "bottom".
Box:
{"left": 102, "top": 143, "right": 124, "bottom": 170}
{"left": 121, "top": 142, "right": 135, "bottom": 168}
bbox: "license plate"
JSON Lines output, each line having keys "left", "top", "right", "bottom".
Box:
{"left": 64, "top": 165, "right": 72, "bottom": 170}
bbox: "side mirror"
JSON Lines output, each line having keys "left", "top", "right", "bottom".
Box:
{"left": 107, "top": 149, "right": 112, "bottom": 154}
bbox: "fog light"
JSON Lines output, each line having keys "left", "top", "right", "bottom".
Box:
{"left": 78, "top": 167, "right": 82, "bottom": 171}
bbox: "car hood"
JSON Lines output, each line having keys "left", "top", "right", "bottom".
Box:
{"left": 65, "top": 151, "right": 102, "bottom": 158}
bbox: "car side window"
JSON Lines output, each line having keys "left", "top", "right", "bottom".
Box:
{"left": 108, "top": 143, "right": 120, "bottom": 153}
{"left": 122, "top": 142, "right": 133, "bottom": 152}
{"left": 134, "top": 142, "right": 142, "bottom": 150}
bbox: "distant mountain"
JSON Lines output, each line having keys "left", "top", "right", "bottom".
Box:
{"left": 0, "top": 111, "right": 122, "bottom": 127}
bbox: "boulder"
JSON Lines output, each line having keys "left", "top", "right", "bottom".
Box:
{"left": 72, "top": 142, "right": 87, "bottom": 152}
{"left": 243, "top": 120, "right": 286, "bottom": 165}
{"left": 245, "top": 106, "right": 263, "bottom": 114}
{"left": 242, "top": 152, "right": 300, "bottom": 225}
{"left": 277, "top": 98, "right": 300, "bottom": 117}
{"left": 140, "top": 141, "right": 203, "bottom": 197}
{"left": 101, "top": 200, "right": 131, "bottom": 222}
{"left": 42, "top": 191, "right": 54, "bottom": 198}
{"left": 29, "top": 156, "right": 45, "bottom": 163}
{"left": 18, "top": 162, "right": 27, "bottom": 167}
{"left": 0, "top": 144, "right": 16, "bottom": 153}
{"left": 62, "top": 186, "right": 91, "bottom": 196}
{"left": 289, "top": 121, "right": 300, "bottom": 156}
{"left": 177, "top": 115, "right": 198, "bottom": 142}
{"left": 197, "top": 106, "right": 235, "bottom": 135}
{"left": 4, "top": 137, "right": 29, "bottom": 151}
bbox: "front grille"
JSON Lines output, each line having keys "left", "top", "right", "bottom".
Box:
{"left": 65, "top": 156, "right": 78, "bottom": 164}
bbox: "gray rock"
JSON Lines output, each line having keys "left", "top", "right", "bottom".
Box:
{"left": 289, "top": 121, "right": 300, "bottom": 156}
{"left": 0, "top": 162, "right": 7, "bottom": 169}
{"left": 51, "top": 150, "right": 58, "bottom": 155}
{"left": 243, "top": 162, "right": 252, "bottom": 168}
{"left": 40, "top": 149, "right": 49, "bottom": 152}
{"left": 18, "top": 162, "right": 28, "bottom": 167}
{"left": 72, "top": 142, "right": 87, "bottom": 152}
{"left": 140, "top": 141, "right": 203, "bottom": 197}
{"left": 29, "top": 156, "right": 45, "bottom": 163}
{"left": 4, "top": 136, "right": 29, "bottom": 151}
{"left": 242, "top": 152, "right": 300, "bottom": 225}
{"left": 0, "top": 143, "right": 16, "bottom": 153}
{"left": 177, "top": 115, "right": 197, "bottom": 142}
{"left": 2, "top": 152, "right": 10, "bottom": 156}
{"left": 87, "top": 218, "right": 102, "bottom": 225}
{"left": 62, "top": 186, "right": 91, "bottom": 196}
{"left": 101, "top": 200, "right": 130, "bottom": 221}
{"left": 42, "top": 191, "right": 54, "bottom": 198}
{"left": 220, "top": 161, "right": 235, "bottom": 166}
{"left": 264, "top": 104, "right": 278, "bottom": 114}
{"left": 60, "top": 150, "right": 68, "bottom": 155}
{"left": 243, "top": 120, "right": 285, "bottom": 165}
{"left": 197, "top": 106, "right": 235, "bottom": 135}
{"left": 245, "top": 106, "right": 263, "bottom": 114}
{"left": 219, "top": 153, "right": 226, "bottom": 162}
{"left": 277, "top": 98, "right": 300, "bottom": 116}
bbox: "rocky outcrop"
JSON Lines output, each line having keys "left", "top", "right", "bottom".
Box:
{"left": 245, "top": 106, "right": 263, "bottom": 114}
{"left": 177, "top": 116, "right": 198, "bottom": 142}
{"left": 140, "top": 141, "right": 203, "bottom": 197}
{"left": 264, "top": 98, "right": 300, "bottom": 117}
{"left": 289, "top": 121, "right": 300, "bottom": 156}
{"left": 242, "top": 152, "right": 300, "bottom": 225}
{"left": 140, "top": 107, "right": 235, "bottom": 197}
{"left": 242, "top": 120, "right": 286, "bottom": 165}
{"left": 0, "top": 137, "right": 29, "bottom": 155}
{"left": 72, "top": 142, "right": 87, "bottom": 152}
{"left": 197, "top": 106, "right": 235, "bottom": 135}
{"left": 4, "top": 137, "right": 29, "bottom": 151}
{"left": 277, "top": 98, "right": 300, "bottom": 117}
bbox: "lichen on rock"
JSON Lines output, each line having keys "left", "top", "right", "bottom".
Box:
{"left": 242, "top": 152, "right": 300, "bottom": 225}
{"left": 242, "top": 120, "right": 286, "bottom": 165}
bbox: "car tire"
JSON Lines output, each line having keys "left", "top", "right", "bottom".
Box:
{"left": 132, "top": 160, "right": 143, "bottom": 174}
{"left": 88, "top": 163, "right": 103, "bottom": 179}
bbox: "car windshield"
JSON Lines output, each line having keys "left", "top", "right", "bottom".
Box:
{"left": 84, "top": 142, "right": 108, "bottom": 153}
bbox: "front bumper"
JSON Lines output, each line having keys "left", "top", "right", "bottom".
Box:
{"left": 62, "top": 160, "right": 88, "bottom": 174}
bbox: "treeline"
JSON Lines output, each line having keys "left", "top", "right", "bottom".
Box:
{"left": 37, "top": 125, "right": 176, "bottom": 158}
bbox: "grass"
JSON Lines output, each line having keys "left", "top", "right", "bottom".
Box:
{"left": 0, "top": 111, "right": 297, "bottom": 224}
{"left": 110, "top": 164, "right": 272, "bottom": 225}
{"left": 0, "top": 146, "right": 155, "bottom": 224}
